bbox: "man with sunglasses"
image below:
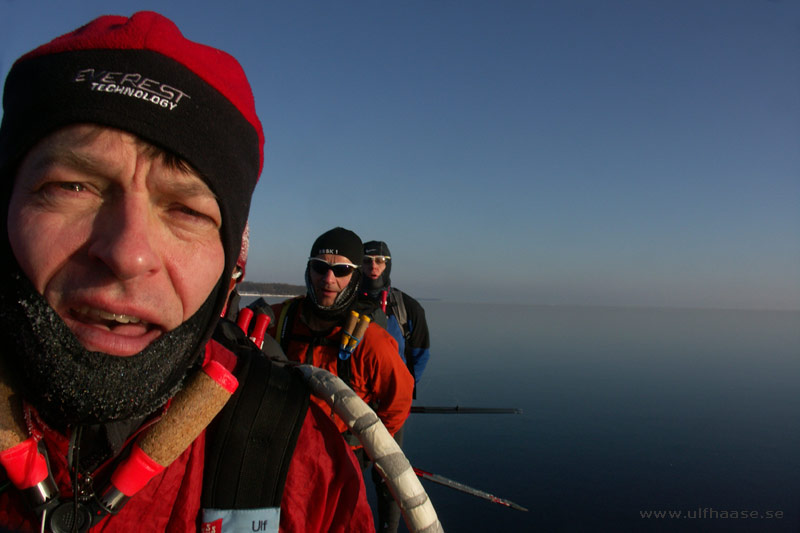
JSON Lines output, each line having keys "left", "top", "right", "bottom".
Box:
{"left": 270, "top": 228, "right": 414, "bottom": 445}
{"left": 362, "top": 241, "right": 431, "bottom": 396}
{"left": 270, "top": 228, "right": 413, "bottom": 533}
{"left": 361, "top": 240, "right": 432, "bottom": 533}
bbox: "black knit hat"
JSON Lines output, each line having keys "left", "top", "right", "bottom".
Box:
{"left": 0, "top": 11, "right": 264, "bottom": 320}
{"left": 310, "top": 227, "right": 364, "bottom": 265}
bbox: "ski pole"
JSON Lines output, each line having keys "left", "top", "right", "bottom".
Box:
{"left": 413, "top": 467, "right": 528, "bottom": 512}
{"left": 410, "top": 405, "right": 522, "bottom": 414}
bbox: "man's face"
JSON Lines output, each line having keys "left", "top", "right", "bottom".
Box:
{"left": 362, "top": 255, "right": 388, "bottom": 280}
{"left": 7, "top": 124, "right": 225, "bottom": 356}
{"left": 308, "top": 253, "right": 355, "bottom": 307}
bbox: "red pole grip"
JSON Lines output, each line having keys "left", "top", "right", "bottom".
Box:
{"left": 236, "top": 307, "right": 254, "bottom": 334}
{"left": 0, "top": 438, "right": 49, "bottom": 489}
{"left": 251, "top": 313, "right": 270, "bottom": 349}
{"left": 110, "top": 443, "right": 165, "bottom": 496}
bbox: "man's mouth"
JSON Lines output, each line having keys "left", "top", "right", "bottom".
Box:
{"left": 74, "top": 306, "right": 149, "bottom": 328}
{"left": 315, "top": 285, "right": 340, "bottom": 304}
{"left": 65, "top": 305, "right": 164, "bottom": 356}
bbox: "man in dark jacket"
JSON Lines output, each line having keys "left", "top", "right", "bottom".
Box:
{"left": 362, "top": 241, "right": 431, "bottom": 394}
{"left": 361, "top": 240, "right": 432, "bottom": 533}
{"left": 0, "top": 12, "right": 372, "bottom": 532}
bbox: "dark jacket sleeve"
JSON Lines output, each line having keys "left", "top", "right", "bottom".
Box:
{"left": 400, "top": 291, "right": 431, "bottom": 384}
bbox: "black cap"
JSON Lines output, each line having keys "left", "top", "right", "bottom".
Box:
{"left": 310, "top": 227, "right": 363, "bottom": 265}
{"left": 363, "top": 240, "right": 391, "bottom": 258}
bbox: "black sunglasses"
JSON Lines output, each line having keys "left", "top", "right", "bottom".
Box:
{"left": 308, "top": 257, "right": 358, "bottom": 277}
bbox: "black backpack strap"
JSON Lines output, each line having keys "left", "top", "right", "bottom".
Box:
{"left": 389, "top": 288, "right": 409, "bottom": 338}
{"left": 354, "top": 296, "right": 388, "bottom": 329}
{"left": 336, "top": 352, "right": 353, "bottom": 391}
{"left": 203, "top": 326, "right": 310, "bottom": 509}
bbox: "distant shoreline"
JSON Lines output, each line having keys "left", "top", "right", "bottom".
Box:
{"left": 239, "top": 291, "right": 300, "bottom": 298}
{"left": 238, "top": 281, "right": 304, "bottom": 298}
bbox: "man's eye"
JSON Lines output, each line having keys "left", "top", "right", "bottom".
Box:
{"left": 180, "top": 205, "right": 205, "bottom": 218}
{"left": 57, "top": 182, "right": 86, "bottom": 193}
{"left": 39, "top": 181, "right": 90, "bottom": 198}
{"left": 175, "top": 205, "right": 219, "bottom": 226}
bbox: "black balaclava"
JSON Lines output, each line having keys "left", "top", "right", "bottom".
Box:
{"left": 0, "top": 269, "right": 217, "bottom": 428}
{"left": 362, "top": 240, "right": 392, "bottom": 297}
{"left": 305, "top": 227, "right": 364, "bottom": 322}
{"left": 0, "top": 12, "right": 264, "bottom": 428}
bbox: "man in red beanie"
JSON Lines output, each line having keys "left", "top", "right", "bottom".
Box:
{"left": 0, "top": 12, "right": 373, "bottom": 533}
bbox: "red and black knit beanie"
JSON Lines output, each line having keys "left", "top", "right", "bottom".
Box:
{"left": 0, "top": 11, "right": 264, "bottom": 292}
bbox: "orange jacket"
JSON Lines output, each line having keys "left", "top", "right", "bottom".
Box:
{"left": 271, "top": 297, "right": 413, "bottom": 437}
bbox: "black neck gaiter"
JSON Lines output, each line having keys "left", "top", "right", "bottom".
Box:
{"left": 304, "top": 266, "right": 362, "bottom": 322}
{"left": 0, "top": 268, "right": 217, "bottom": 429}
{"left": 363, "top": 275, "right": 390, "bottom": 298}
{"left": 362, "top": 258, "right": 391, "bottom": 299}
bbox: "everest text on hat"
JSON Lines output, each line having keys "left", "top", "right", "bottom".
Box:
{"left": 74, "top": 68, "right": 190, "bottom": 110}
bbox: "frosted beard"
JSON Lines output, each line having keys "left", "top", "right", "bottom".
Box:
{"left": 0, "top": 268, "right": 218, "bottom": 429}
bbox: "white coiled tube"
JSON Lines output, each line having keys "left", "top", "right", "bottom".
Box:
{"left": 295, "top": 364, "right": 444, "bottom": 533}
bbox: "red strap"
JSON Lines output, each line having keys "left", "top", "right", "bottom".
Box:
{"left": 203, "top": 339, "right": 238, "bottom": 373}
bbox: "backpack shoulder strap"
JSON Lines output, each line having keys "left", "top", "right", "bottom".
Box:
{"left": 203, "top": 336, "right": 309, "bottom": 509}
{"left": 275, "top": 297, "right": 302, "bottom": 353}
{"left": 336, "top": 351, "right": 353, "bottom": 391}
{"left": 390, "top": 288, "right": 409, "bottom": 336}
{"left": 354, "top": 296, "right": 388, "bottom": 329}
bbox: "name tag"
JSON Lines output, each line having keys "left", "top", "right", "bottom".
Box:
{"left": 201, "top": 507, "right": 280, "bottom": 533}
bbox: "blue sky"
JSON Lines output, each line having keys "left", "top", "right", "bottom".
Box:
{"left": 2, "top": 1, "right": 798, "bottom": 309}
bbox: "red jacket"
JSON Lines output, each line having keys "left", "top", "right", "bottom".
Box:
{"left": 0, "top": 340, "right": 375, "bottom": 533}
{"left": 271, "top": 298, "right": 414, "bottom": 437}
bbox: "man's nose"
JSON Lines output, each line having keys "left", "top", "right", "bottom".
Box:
{"left": 323, "top": 268, "right": 338, "bottom": 284}
{"left": 87, "top": 196, "right": 161, "bottom": 280}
